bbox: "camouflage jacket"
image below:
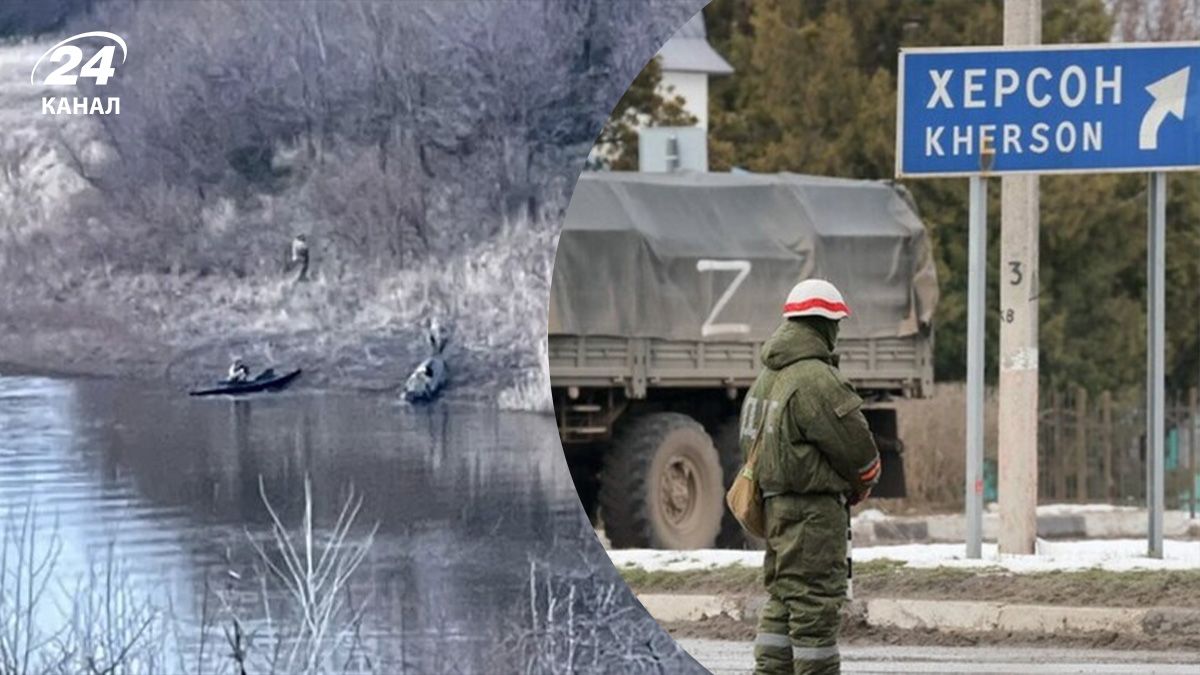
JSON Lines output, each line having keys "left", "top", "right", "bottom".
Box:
{"left": 739, "top": 320, "right": 881, "bottom": 497}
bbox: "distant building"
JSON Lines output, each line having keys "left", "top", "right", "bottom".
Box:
{"left": 653, "top": 12, "right": 734, "bottom": 129}
{"left": 587, "top": 12, "right": 733, "bottom": 171}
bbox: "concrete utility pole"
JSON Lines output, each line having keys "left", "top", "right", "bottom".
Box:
{"left": 998, "top": 0, "right": 1041, "bottom": 556}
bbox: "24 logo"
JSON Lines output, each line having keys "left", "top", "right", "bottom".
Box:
{"left": 31, "top": 31, "right": 127, "bottom": 115}
{"left": 31, "top": 31, "right": 127, "bottom": 86}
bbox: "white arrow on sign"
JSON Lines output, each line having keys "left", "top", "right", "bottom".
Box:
{"left": 1139, "top": 67, "right": 1190, "bottom": 151}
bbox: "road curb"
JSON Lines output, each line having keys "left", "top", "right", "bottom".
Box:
{"left": 864, "top": 598, "right": 1149, "bottom": 634}
{"left": 854, "top": 508, "right": 1200, "bottom": 545}
{"left": 636, "top": 593, "right": 1200, "bottom": 637}
{"left": 636, "top": 593, "right": 749, "bottom": 622}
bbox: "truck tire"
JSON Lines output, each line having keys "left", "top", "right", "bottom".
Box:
{"left": 599, "top": 413, "right": 725, "bottom": 549}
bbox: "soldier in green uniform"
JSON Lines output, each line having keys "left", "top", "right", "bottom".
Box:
{"left": 741, "top": 279, "right": 881, "bottom": 675}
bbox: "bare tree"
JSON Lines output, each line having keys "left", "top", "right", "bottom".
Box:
{"left": 1111, "top": 0, "right": 1200, "bottom": 40}
{"left": 50, "top": 0, "right": 705, "bottom": 276}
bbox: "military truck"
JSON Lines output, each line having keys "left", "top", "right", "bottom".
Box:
{"left": 548, "top": 171, "right": 938, "bottom": 549}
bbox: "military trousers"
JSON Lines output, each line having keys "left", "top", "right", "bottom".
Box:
{"left": 753, "top": 493, "right": 847, "bottom": 675}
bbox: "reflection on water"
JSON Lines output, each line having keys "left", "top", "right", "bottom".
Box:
{"left": 0, "top": 376, "right": 698, "bottom": 673}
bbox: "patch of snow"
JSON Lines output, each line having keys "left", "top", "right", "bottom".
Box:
{"left": 851, "top": 503, "right": 1151, "bottom": 528}
{"left": 609, "top": 549, "right": 762, "bottom": 572}
{"left": 1035, "top": 503, "right": 1130, "bottom": 516}
{"left": 609, "top": 538, "right": 1200, "bottom": 574}
{"left": 854, "top": 508, "right": 890, "bottom": 522}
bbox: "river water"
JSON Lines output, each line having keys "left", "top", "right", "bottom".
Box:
{"left": 0, "top": 375, "right": 696, "bottom": 673}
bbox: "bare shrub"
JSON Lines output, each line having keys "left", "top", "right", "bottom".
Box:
{"left": 0, "top": 500, "right": 164, "bottom": 675}
{"left": 57, "top": 543, "right": 165, "bottom": 675}
{"left": 214, "top": 477, "right": 379, "bottom": 675}
{"left": 0, "top": 482, "right": 381, "bottom": 675}
{"left": 501, "top": 558, "right": 687, "bottom": 674}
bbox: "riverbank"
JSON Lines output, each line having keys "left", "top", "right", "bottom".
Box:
{"left": 0, "top": 34, "right": 556, "bottom": 408}
{"left": 0, "top": 224, "right": 556, "bottom": 407}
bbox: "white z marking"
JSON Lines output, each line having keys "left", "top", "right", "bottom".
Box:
{"left": 697, "top": 259, "right": 752, "bottom": 337}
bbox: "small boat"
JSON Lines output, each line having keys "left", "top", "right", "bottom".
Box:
{"left": 403, "top": 357, "right": 446, "bottom": 403}
{"left": 189, "top": 368, "right": 302, "bottom": 397}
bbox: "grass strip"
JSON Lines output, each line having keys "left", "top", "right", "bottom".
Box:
{"left": 619, "top": 559, "right": 1200, "bottom": 608}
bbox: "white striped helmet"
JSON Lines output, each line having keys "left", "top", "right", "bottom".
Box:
{"left": 782, "top": 279, "right": 851, "bottom": 320}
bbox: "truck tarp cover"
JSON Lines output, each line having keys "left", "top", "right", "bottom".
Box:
{"left": 549, "top": 172, "right": 939, "bottom": 341}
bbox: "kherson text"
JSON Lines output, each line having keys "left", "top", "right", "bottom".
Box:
{"left": 920, "top": 65, "right": 1120, "bottom": 157}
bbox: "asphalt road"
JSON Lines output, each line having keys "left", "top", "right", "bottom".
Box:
{"left": 678, "top": 640, "right": 1200, "bottom": 674}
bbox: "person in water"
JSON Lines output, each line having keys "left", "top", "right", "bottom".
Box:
{"left": 227, "top": 358, "right": 250, "bottom": 383}
{"left": 409, "top": 361, "right": 434, "bottom": 390}
{"left": 405, "top": 356, "right": 448, "bottom": 402}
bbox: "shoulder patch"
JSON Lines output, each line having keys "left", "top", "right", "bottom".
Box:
{"left": 832, "top": 385, "right": 863, "bottom": 418}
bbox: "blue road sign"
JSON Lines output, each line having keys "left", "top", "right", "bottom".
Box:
{"left": 897, "top": 43, "right": 1200, "bottom": 177}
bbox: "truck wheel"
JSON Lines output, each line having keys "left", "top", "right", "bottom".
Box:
{"left": 599, "top": 413, "right": 724, "bottom": 549}
{"left": 713, "top": 418, "right": 753, "bottom": 549}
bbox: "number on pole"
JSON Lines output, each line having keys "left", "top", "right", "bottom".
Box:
{"left": 1009, "top": 261, "right": 1023, "bottom": 286}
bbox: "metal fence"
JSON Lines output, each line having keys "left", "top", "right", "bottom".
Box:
{"left": 1038, "top": 387, "right": 1199, "bottom": 515}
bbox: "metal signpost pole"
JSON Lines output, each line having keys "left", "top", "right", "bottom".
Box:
{"left": 966, "top": 175, "right": 987, "bottom": 559}
{"left": 1148, "top": 172, "right": 1166, "bottom": 558}
{"left": 1192, "top": 386, "right": 1197, "bottom": 520}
